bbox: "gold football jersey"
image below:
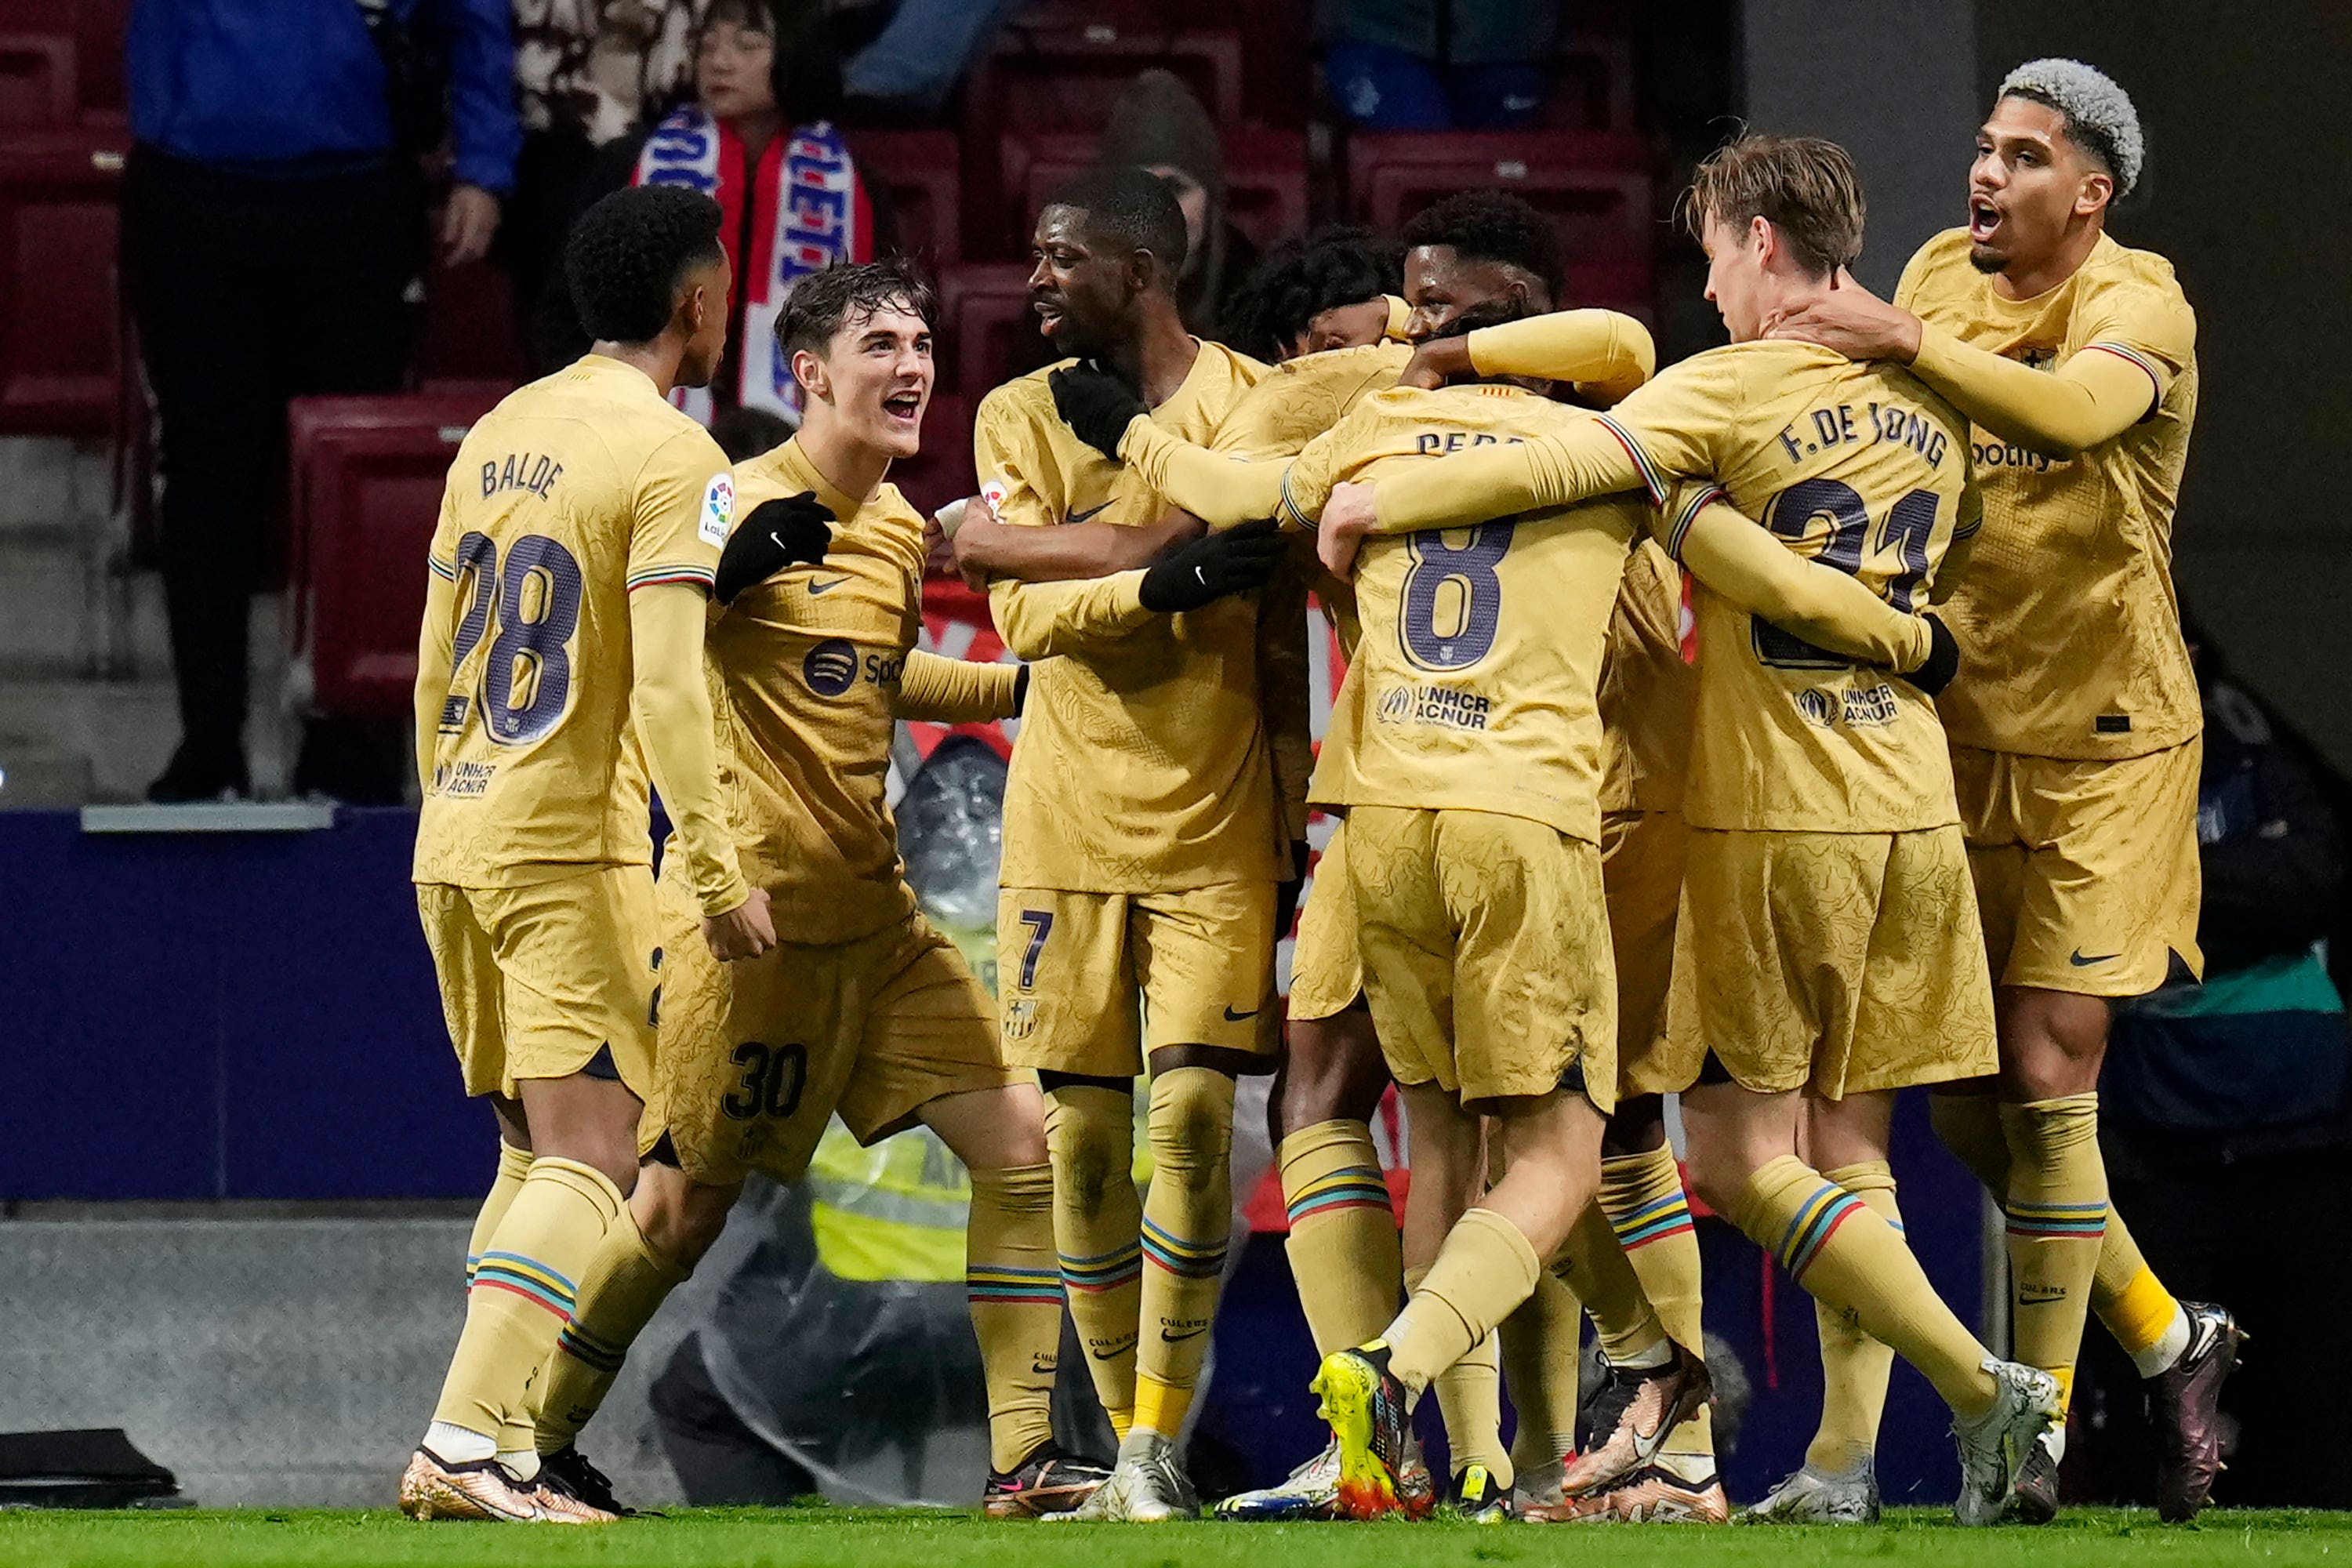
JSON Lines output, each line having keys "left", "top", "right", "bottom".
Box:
{"left": 702, "top": 440, "right": 1015, "bottom": 945}
{"left": 1599, "top": 538, "right": 1696, "bottom": 815}
{"left": 976, "top": 343, "right": 1276, "bottom": 891}
{"left": 1284, "top": 383, "right": 1644, "bottom": 844}
{"left": 1596, "top": 343, "right": 1979, "bottom": 833}
{"left": 1898, "top": 228, "right": 2198, "bottom": 760}
{"left": 414, "top": 355, "right": 731, "bottom": 887}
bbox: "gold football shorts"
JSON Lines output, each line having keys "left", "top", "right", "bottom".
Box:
{"left": 1668, "top": 825, "right": 1997, "bottom": 1098}
{"left": 647, "top": 881, "right": 1018, "bottom": 1188}
{"left": 1952, "top": 739, "right": 2203, "bottom": 997}
{"left": 1345, "top": 805, "right": 1617, "bottom": 1112}
{"left": 417, "top": 864, "right": 661, "bottom": 1102}
{"left": 993, "top": 880, "right": 1278, "bottom": 1077}
{"left": 1288, "top": 818, "right": 1367, "bottom": 1023}
{"left": 1602, "top": 808, "right": 1696, "bottom": 1098}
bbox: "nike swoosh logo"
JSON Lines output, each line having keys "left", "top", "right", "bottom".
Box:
{"left": 1088, "top": 1338, "right": 1138, "bottom": 1360}
{"left": 808, "top": 577, "right": 852, "bottom": 594}
{"left": 1067, "top": 501, "right": 1112, "bottom": 524}
{"left": 1222, "top": 1006, "right": 1260, "bottom": 1022}
{"left": 1029, "top": 1356, "right": 1058, "bottom": 1375}
{"left": 2069, "top": 949, "right": 2122, "bottom": 967}
{"left": 1160, "top": 1325, "right": 1211, "bottom": 1343}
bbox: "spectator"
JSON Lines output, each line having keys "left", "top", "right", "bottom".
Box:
{"left": 125, "top": 0, "right": 520, "bottom": 803}
{"left": 539, "top": 0, "right": 889, "bottom": 424}
{"left": 1095, "top": 70, "right": 1256, "bottom": 340}
{"left": 506, "top": 0, "right": 702, "bottom": 358}
{"left": 1323, "top": 0, "right": 1555, "bottom": 130}
{"left": 839, "top": 0, "right": 1019, "bottom": 118}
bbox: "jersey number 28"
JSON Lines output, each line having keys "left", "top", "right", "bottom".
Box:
{"left": 451, "top": 531, "right": 585, "bottom": 744}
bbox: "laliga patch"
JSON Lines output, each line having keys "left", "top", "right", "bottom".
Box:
{"left": 699, "top": 472, "right": 735, "bottom": 547}
{"left": 978, "top": 477, "right": 1010, "bottom": 517}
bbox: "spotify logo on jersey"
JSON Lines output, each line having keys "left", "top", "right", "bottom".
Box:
{"left": 803, "top": 638, "right": 859, "bottom": 697}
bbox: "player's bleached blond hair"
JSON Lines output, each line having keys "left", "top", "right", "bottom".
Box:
{"left": 1998, "top": 58, "right": 2144, "bottom": 197}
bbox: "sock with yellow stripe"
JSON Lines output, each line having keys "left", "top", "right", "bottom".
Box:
{"left": 1805, "top": 1160, "right": 1902, "bottom": 1474}
{"left": 427, "top": 1156, "right": 623, "bottom": 1470}
{"left": 1559, "top": 1200, "right": 1668, "bottom": 1366}
{"left": 1499, "top": 1267, "right": 1581, "bottom": 1476}
{"left": 1384, "top": 1208, "right": 1543, "bottom": 1399}
{"left": 1044, "top": 1084, "right": 1142, "bottom": 1439}
{"left": 1732, "top": 1156, "right": 1998, "bottom": 1419}
{"left": 1599, "top": 1144, "right": 1711, "bottom": 1464}
{"left": 530, "top": 1196, "right": 690, "bottom": 1456}
{"left": 466, "top": 1142, "right": 536, "bottom": 1458}
{"left": 966, "top": 1161, "right": 1065, "bottom": 1472}
{"left": 2094, "top": 1212, "right": 2193, "bottom": 1377}
{"left": 1131, "top": 1069, "right": 1234, "bottom": 1439}
{"left": 1406, "top": 1264, "right": 1512, "bottom": 1490}
{"left": 1279, "top": 1120, "right": 1401, "bottom": 1356}
{"left": 2000, "top": 1095, "right": 2107, "bottom": 1410}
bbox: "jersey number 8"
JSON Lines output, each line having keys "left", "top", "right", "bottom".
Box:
{"left": 1398, "top": 521, "right": 1515, "bottom": 671}
{"left": 451, "top": 532, "right": 586, "bottom": 744}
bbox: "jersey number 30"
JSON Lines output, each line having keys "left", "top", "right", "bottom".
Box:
{"left": 1398, "top": 521, "right": 1515, "bottom": 671}
{"left": 451, "top": 532, "right": 585, "bottom": 743}
{"left": 1751, "top": 479, "right": 1936, "bottom": 670}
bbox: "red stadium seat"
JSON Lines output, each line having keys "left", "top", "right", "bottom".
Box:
{"left": 0, "top": 128, "right": 126, "bottom": 435}
{"left": 287, "top": 391, "right": 501, "bottom": 718}
{"left": 0, "top": 33, "right": 74, "bottom": 128}
{"left": 851, "top": 129, "right": 963, "bottom": 266}
{"left": 414, "top": 234, "right": 527, "bottom": 385}
{"left": 0, "top": 0, "right": 124, "bottom": 121}
{"left": 967, "top": 23, "right": 1244, "bottom": 135}
{"left": 938, "top": 263, "right": 1052, "bottom": 408}
{"left": 1348, "top": 129, "right": 1655, "bottom": 268}
{"left": 892, "top": 391, "right": 976, "bottom": 521}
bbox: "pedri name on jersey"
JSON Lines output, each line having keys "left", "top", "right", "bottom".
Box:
{"left": 479, "top": 452, "right": 564, "bottom": 500}
{"left": 1773, "top": 401, "right": 1951, "bottom": 471}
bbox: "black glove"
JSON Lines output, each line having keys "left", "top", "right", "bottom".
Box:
{"left": 1138, "top": 517, "right": 1288, "bottom": 613}
{"left": 715, "top": 492, "right": 835, "bottom": 604}
{"left": 1050, "top": 362, "right": 1149, "bottom": 459}
{"left": 1907, "top": 612, "right": 1960, "bottom": 697}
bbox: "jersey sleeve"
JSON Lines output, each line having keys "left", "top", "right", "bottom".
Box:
{"left": 973, "top": 388, "right": 1060, "bottom": 532}
{"left": 1273, "top": 421, "right": 1351, "bottom": 530}
{"left": 1384, "top": 295, "right": 1412, "bottom": 341}
{"left": 892, "top": 650, "right": 1023, "bottom": 723}
{"left": 1466, "top": 308, "right": 1657, "bottom": 407}
{"left": 975, "top": 390, "right": 1159, "bottom": 655}
{"left": 627, "top": 426, "right": 731, "bottom": 593}
{"left": 2076, "top": 279, "right": 2197, "bottom": 415}
{"left": 1907, "top": 282, "right": 2192, "bottom": 457}
{"left": 1121, "top": 421, "right": 1287, "bottom": 528}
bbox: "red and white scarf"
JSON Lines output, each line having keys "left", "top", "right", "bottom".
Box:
{"left": 633, "top": 105, "right": 873, "bottom": 424}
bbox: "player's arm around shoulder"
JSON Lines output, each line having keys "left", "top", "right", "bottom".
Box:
{"left": 972, "top": 383, "right": 1156, "bottom": 660}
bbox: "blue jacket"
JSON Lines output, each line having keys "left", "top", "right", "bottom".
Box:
{"left": 128, "top": 0, "right": 519, "bottom": 194}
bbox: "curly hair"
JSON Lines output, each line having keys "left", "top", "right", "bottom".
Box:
{"left": 563, "top": 185, "right": 726, "bottom": 343}
{"left": 778, "top": 256, "right": 939, "bottom": 358}
{"left": 1399, "top": 190, "right": 1566, "bottom": 300}
{"left": 1046, "top": 165, "right": 1190, "bottom": 281}
{"left": 1220, "top": 225, "right": 1402, "bottom": 361}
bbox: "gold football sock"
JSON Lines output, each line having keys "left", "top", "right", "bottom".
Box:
{"left": 467, "top": 1142, "right": 536, "bottom": 1457}
{"left": 1500, "top": 1268, "right": 1582, "bottom": 1475}
{"left": 1733, "top": 1156, "right": 1997, "bottom": 1419}
{"left": 530, "top": 1196, "right": 690, "bottom": 1454}
{"left": 1132, "top": 1069, "right": 1235, "bottom": 1439}
{"left": 1044, "top": 1083, "right": 1142, "bottom": 1439}
{"left": 1383, "top": 1208, "right": 1542, "bottom": 1399}
{"left": 1559, "top": 1200, "right": 1668, "bottom": 1365}
{"left": 967, "top": 1161, "right": 1064, "bottom": 1472}
{"left": 1805, "top": 1160, "right": 1902, "bottom": 1474}
{"left": 1407, "top": 1265, "right": 1512, "bottom": 1490}
{"left": 2092, "top": 1212, "right": 2192, "bottom": 1376}
{"left": 1279, "top": 1120, "right": 1401, "bottom": 1356}
{"left": 1599, "top": 1144, "right": 1710, "bottom": 1462}
{"left": 430, "top": 1156, "right": 622, "bottom": 1460}
{"left": 2000, "top": 1096, "right": 2107, "bottom": 1410}
{"left": 1929, "top": 1091, "right": 2009, "bottom": 1192}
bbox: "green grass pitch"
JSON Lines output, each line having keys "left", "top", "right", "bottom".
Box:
{"left": 1, "top": 1508, "right": 2347, "bottom": 1568}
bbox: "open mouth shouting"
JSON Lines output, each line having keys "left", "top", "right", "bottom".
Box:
{"left": 883, "top": 387, "right": 924, "bottom": 430}
{"left": 1967, "top": 194, "right": 2003, "bottom": 245}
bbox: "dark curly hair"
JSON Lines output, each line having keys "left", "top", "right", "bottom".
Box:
{"left": 563, "top": 185, "right": 726, "bottom": 343}
{"left": 1220, "top": 225, "right": 1402, "bottom": 361}
{"left": 779, "top": 257, "right": 939, "bottom": 358}
{"left": 1400, "top": 190, "right": 1566, "bottom": 302}
{"left": 1046, "top": 165, "right": 1190, "bottom": 283}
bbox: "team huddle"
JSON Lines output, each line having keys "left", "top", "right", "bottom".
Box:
{"left": 396, "top": 55, "right": 2241, "bottom": 1530}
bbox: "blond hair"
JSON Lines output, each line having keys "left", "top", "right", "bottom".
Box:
{"left": 1681, "top": 132, "right": 1866, "bottom": 278}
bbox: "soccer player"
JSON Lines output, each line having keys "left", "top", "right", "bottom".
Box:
{"left": 975, "top": 165, "right": 1292, "bottom": 1521}
{"left": 1272, "top": 295, "right": 1960, "bottom": 1523}
{"left": 402, "top": 185, "right": 775, "bottom": 1524}
{"left": 1764, "top": 60, "right": 2238, "bottom": 1523}
{"left": 504, "top": 260, "right": 1116, "bottom": 1521}
{"left": 1319, "top": 133, "right": 2073, "bottom": 1526}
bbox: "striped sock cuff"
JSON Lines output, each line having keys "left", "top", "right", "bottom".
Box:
{"left": 1284, "top": 1165, "right": 1392, "bottom": 1227}
{"left": 1607, "top": 1189, "right": 1696, "bottom": 1251}
{"left": 1140, "top": 1215, "right": 1229, "bottom": 1279}
{"left": 470, "top": 1250, "right": 579, "bottom": 1320}
{"left": 1773, "top": 1184, "right": 1869, "bottom": 1283}
{"left": 2005, "top": 1200, "right": 2109, "bottom": 1239}
{"left": 968, "top": 1264, "right": 1065, "bottom": 1307}
{"left": 555, "top": 1319, "right": 629, "bottom": 1374}
{"left": 1059, "top": 1242, "right": 1143, "bottom": 1294}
